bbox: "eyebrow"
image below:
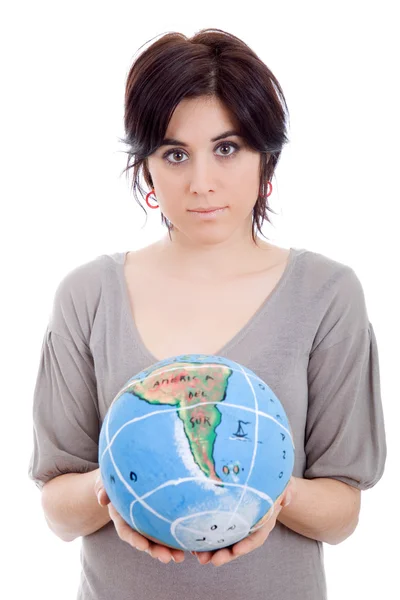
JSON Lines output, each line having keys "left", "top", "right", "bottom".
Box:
{"left": 159, "top": 130, "right": 241, "bottom": 148}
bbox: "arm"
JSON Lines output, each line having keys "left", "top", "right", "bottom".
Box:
{"left": 277, "top": 476, "right": 361, "bottom": 545}
{"left": 41, "top": 468, "right": 111, "bottom": 542}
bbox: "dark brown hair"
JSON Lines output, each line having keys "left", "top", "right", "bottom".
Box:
{"left": 120, "top": 28, "right": 290, "bottom": 242}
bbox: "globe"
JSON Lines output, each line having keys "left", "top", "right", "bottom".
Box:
{"left": 98, "top": 353, "right": 295, "bottom": 552}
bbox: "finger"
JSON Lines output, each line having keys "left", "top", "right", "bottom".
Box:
{"left": 108, "top": 504, "right": 150, "bottom": 552}
{"left": 194, "top": 550, "right": 214, "bottom": 565}
{"left": 145, "top": 542, "right": 171, "bottom": 563}
{"left": 108, "top": 504, "right": 184, "bottom": 563}
{"left": 194, "top": 547, "right": 237, "bottom": 567}
{"left": 170, "top": 548, "right": 186, "bottom": 563}
{"left": 97, "top": 487, "right": 110, "bottom": 506}
{"left": 275, "top": 489, "right": 290, "bottom": 509}
{"left": 210, "top": 547, "right": 236, "bottom": 567}
{"left": 233, "top": 510, "right": 282, "bottom": 557}
{"left": 94, "top": 472, "right": 110, "bottom": 506}
{"left": 252, "top": 518, "right": 276, "bottom": 543}
{"left": 282, "top": 490, "right": 292, "bottom": 507}
{"left": 230, "top": 534, "right": 262, "bottom": 559}
{"left": 147, "top": 542, "right": 184, "bottom": 564}
{"left": 285, "top": 478, "right": 296, "bottom": 500}
{"left": 148, "top": 543, "right": 185, "bottom": 563}
{"left": 248, "top": 504, "right": 281, "bottom": 535}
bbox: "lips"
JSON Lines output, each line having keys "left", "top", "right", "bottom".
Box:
{"left": 188, "top": 207, "right": 225, "bottom": 213}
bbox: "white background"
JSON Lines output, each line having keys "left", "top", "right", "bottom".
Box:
{"left": 1, "top": 1, "right": 398, "bottom": 598}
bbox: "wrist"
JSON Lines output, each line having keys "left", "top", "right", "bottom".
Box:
{"left": 42, "top": 469, "right": 111, "bottom": 542}
{"left": 276, "top": 476, "right": 360, "bottom": 545}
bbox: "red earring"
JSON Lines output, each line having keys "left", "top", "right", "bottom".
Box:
{"left": 259, "top": 181, "right": 272, "bottom": 199}
{"left": 145, "top": 188, "right": 159, "bottom": 209}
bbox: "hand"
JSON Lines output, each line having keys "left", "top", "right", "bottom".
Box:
{"left": 192, "top": 478, "right": 296, "bottom": 567}
{"left": 94, "top": 470, "right": 185, "bottom": 564}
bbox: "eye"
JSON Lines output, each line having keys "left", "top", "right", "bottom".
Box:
{"left": 162, "top": 142, "right": 240, "bottom": 167}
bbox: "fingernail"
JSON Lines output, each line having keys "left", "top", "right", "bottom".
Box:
{"left": 97, "top": 492, "right": 102, "bottom": 505}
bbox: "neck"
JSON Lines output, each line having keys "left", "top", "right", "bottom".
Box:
{"left": 156, "top": 229, "right": 274, "bottom": 281}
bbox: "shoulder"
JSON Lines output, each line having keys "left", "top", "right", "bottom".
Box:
{"left": 53, "top": 252, "right": 123, "bottom": 300}
{"left": 295, "top": 248, "right": 370, "bottom": 350}
{"left": 49, "top": 252, "right": 124, "bottom": 342}
{"left": 295, "top": 246, "right": 357, "bottom": 278}
{"left": 295, "top": 246, "right": 366, "bottom": 301}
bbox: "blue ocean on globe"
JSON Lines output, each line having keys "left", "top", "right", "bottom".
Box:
{"left": 99, "top": 353, "right": 295, "bottom": 552}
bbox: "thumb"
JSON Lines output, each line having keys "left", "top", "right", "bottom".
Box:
{"left": 94, "top": 470, "right": 110, "bottom": 506}
{"left": 282, "top": 477, "right": 296, "bottom": 507}
{"left": 282, "top": 489, "right": 292, "bottom": 507}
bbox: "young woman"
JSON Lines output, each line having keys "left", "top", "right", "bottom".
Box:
{"left": 29, "top": 28, "right": 386, "bottom": 600}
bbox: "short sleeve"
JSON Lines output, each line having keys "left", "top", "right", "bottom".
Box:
{"left": 28, "top": 331, "right": 100, "bottom": 490}
{"left": 304, "top": 268, "right": 387, "bottom": 490}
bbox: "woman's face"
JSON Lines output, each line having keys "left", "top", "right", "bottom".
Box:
{"left": 146, "top": 96, "right": 263, "bottom": 246}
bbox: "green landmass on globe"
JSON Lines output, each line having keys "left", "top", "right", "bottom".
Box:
{"left": 125, "top": 362, "right": 233, "bottom": 482}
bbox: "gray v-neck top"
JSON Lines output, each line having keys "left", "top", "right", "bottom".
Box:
{"left": 28, "top": 246, "right": 387, "bottom": 600}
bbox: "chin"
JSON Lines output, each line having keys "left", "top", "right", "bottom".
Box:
{"left": 170, "top": 213, "right": 251, "bottom": 245}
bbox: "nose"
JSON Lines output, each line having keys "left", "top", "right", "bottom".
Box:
{"left": 188, "top": 154, "right": 216, "bottom": 196}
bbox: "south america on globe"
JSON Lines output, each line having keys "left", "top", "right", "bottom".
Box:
{"left": 99, "top": 354, "right": 295, "bottom": 552}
